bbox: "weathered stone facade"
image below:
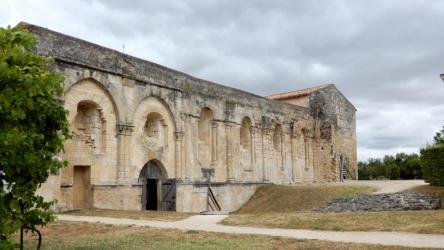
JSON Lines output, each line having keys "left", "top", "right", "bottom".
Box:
{"left": 23, "top": 22, "right": 357, "bottom": 213}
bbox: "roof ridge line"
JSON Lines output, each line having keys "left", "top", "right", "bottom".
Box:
{"left": 266, "top": 83, "right": 335, "bottom": 100}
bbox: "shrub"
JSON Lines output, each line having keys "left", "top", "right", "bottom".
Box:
{"left": 420, "top": 145, "right": 444, "bottom": 186}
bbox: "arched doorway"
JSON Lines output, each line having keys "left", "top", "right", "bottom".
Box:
{"left": 138, "top": 160, "right": 176, "bottom": 211}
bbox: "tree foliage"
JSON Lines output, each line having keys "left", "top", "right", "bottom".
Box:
{"left": 0, "top": 26, "right": 69, "bottom": 249}
{"left": 358, "top": 153, "right": 421, "bottom": 180}
{"left": 433, "top": 125, "right": 444, "bottom": 145}
{"left": 420, "top": 145, "right": 444, "bottom": 186}
{"left": 418, "top": 125, "right": 444, "bottom": 186}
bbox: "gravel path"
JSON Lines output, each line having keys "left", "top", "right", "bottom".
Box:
{"left": 57, "top": 214, "right": 444, "bottom": 248}
{"left": 344, "top": 180, "right": 428, "bottom": 194}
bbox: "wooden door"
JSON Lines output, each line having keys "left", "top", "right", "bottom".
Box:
{"left": 161, "top": 179, "right": 176, "bottom": 211}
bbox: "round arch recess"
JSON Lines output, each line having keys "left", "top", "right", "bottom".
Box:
{"left": 138, "top": 159, "right": 168, "bottom": 181}
{"left": 131, "top": 96, "right": 177, "bottom": 180}
{"left": 64, "top": 78, "right": 119, "bottom": 125}
{"left": 62, "top": 78, "right": 119, "bottom": 185}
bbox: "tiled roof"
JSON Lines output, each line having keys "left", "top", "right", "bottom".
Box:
{"left": 266, "top": 84, "right": 334, "bottom": 100}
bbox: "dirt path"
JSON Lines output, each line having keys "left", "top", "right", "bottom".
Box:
{"left": 57, "top": 214, "right": 444, "bottom": 248}
{"left": 344, "top": 180, "right": 428, "bottom": 194}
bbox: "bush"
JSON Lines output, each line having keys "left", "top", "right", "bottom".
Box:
{"left": 420, "top": 145, "right": 444, "bottom": 186}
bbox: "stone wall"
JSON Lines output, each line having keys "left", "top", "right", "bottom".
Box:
{"left": 93, "top": 185, "right": 142, "bottom": 210}
{"left": 309, "top": 85, "right": 357, "bottom": 181}
{"left": 24, "top": 22, "right": 357, "bottom": 213}
{"left": 176, "top": 183, "right": 263, "bottom": 212}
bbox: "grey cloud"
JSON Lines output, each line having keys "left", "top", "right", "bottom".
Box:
{"left": 2, "top": 0, "right": 444, "bottom": 160}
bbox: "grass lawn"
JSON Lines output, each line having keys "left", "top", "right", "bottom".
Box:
{"left": 21, "top": 221, "right": 437, "bottom": 250}
{"left": 223, "top": 184, "right": 444, "bottom": 234}
{"left": 61, "top": 208, "right": 192, "bottom": 221}
{"left": 222, "top": 210, "right": 444, "bottom": 234}
{"left": 237, "top": 184, "right": 375, "bottom": 213}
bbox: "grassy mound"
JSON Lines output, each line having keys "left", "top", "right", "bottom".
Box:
{"left": 222, "top": 184, "right": 444, "bottom": 234}
{"left": 223, "top": 209, "right": 444, "bottom": 234}
{"left": 237, "top": 184, "right": 374, "bottom": 214}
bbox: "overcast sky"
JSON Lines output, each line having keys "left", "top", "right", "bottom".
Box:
{"left": 2, "top": 0, "right": 444, "bottom": 161}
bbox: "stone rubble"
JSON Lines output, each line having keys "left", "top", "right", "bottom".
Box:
{"left": 313, "top": 192, "right": 441, "bottom": 212}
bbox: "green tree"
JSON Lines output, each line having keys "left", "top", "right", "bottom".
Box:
{"left": 434, "top": 126, "right": 444, "bottom": 145}
{"left": 359, "top": 153, "right": 422, "bottom": 181}
{"left": 421, "top": 145, "right": 444, "bottom": 186}
{"left": 381, "top": 155, "right": 400, "bottom": 180}
{"left": 420, "top": 126, "right": 444, "bottom": 186}
{"left": 0, "top": 26, "right": 69, "bottom": 249}
{"left": 367, "top": 158, "right": 385, "bottom": 179}
{"left": 358, "top": 161, "right": 369, "bottom": 180}
{"left": 397, "top": 153, "right": 421, "bottom": 179}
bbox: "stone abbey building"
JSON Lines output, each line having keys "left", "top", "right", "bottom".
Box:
{"left": 22, "top": 23, "right": 358, "bottom": 213}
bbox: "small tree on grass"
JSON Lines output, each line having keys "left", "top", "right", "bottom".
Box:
{"left": 0, "top": 26, "right": 69, "bottom": 249}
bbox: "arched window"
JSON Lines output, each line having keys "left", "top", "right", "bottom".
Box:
{"left": 73, "top": 101, "right": 106, "bottom": 153}
{"left": 145, "top": 113, "right": 163, "bottom": 138}
{"left": 273, "top": 124, "right": 284, "bottom": 167}
{"left": 198, "top": 108, "right": 213, "bottom": 144}
{"left": 144, "top": 112, "right": 167, "bottom": 150}
{"left": 240, "top": 117, "right": 253, "bottom": 169}
{"left": 198, "top": 108, "right": 214, "bottom": 167}
{"left": 302, "top": 128, "right": 311, "bottom": 171}
{"left": 273, "top": 124, "right": 283, "bottom": 151}
{"left": 240, "top": 117, "right": 252, "bottom": 149}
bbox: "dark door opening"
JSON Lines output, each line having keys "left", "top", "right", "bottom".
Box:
{"left": 73, "top": 165, "right": 92, "bottom": 209}
{"left": 139, "top": 160, "right": 176, "bottom": 211}
{"left": 340, "top": 155, "right": 346, "bottom": 182}
{"left": 146, "top": 178, "right": 158, "bottom": 210}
